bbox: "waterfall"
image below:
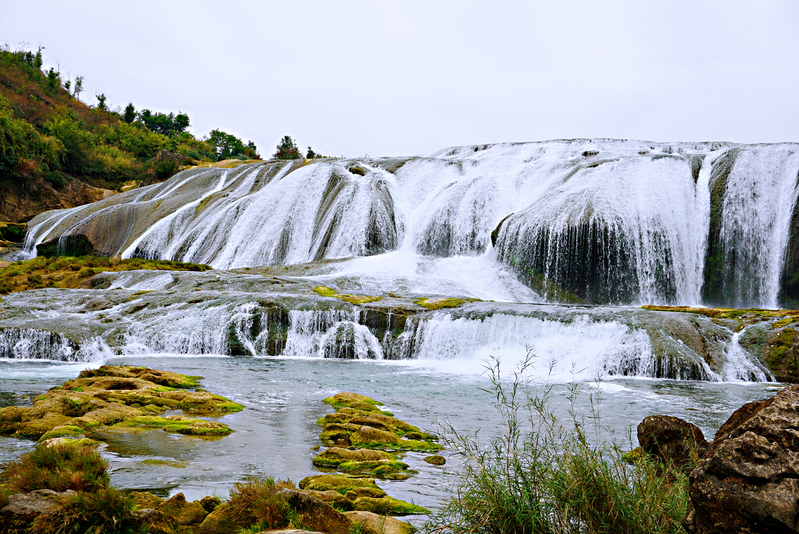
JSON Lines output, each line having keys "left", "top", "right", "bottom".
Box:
{"left": 709, "top": 146, "right": 799, "bottom": 308}
{"left": 17, "top": 140, "right": 799, "bottom": 308}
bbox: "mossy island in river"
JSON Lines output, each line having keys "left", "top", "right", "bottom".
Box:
{"left": 0, "top": 365, "right": 241, "bottom": 442}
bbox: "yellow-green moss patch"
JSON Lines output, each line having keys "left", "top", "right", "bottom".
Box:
{"left": 0, "top": 365, "right": 239, "bottom": 442}
{"left": 313, "top": 285, "right": 382, "bottom": 305}
{"left": 415, "top": 297, "right": 473, "bottom": 310}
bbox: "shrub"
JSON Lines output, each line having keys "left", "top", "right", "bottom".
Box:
{"left": 29, "top": 486, "right": 140, "bottom": 534}
{"left": 44, "top": 171, "right": 65, "bottom": 189}
{"left": 226, "top": 477, "right": 296, "bottom": 531}
{"left": 4, "top": 443, "right": 110, "bottom": 493}
{"left": 154, "top": 159, "right": 177, "bottom": 179}
{"left": 422, "top": 351, "right": 688, "bottom": 534}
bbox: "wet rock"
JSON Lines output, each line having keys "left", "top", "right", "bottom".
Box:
{"left": 424, "top": 454, "right": 446, "bottom": 465}
{"left": 158, "top": 492, "right": 209, "bottom": 525}
{"left": 0, "top": 489, "right": 73, "bottom": 532}
{"left": 198, "top": 502, "right": 244, "bottom": 533}
{"left": 684, "top": 384, "right": 799, "bottom": 533}
{"left": 130, "top": 508, "right": 175, "bottom": 534}
{"left": 130, "top": 490, "right": 164, "bottom": 510}
{"left": 279, "top": 488, "right": 352, "bottom": 534}
{"left": 637, "top": 415, "right": 708, "bottom": 471}
{"left": 298, "top": 475, "right": 429, "bottom": 515}
{"left": 312, "top": 446, "right": 412, "bottom": 479}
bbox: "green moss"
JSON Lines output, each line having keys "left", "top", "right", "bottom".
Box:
{"left": 313, "top": 285, "right": 338, "bottom": 298}
{"left": 773, "top": 316, "right": 799, "bottom": 329}
{"left": 39, "top": 425, "right": 85, "bottom": 441}
{"left": 196, "top": 195, "right": 212, "bottom": 214}
{"left": 414, "top": 297, "right": 481, "bottom": 310}
{"left": 114, "top": 415, "right": 233, "bottom": 436}
{"left": 313, "top": 285, "right": 382, "bottom": 305}
{"left": 323, "top": 392, "right": 383, "bottom": 410}
{"left": 140, "top": 459, "right": 188, "bottom": 468}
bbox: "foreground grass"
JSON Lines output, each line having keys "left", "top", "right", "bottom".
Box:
{"left": 422, "top": 353, "right": 688, "bottom": 534}
{"left": 0, "top": 256, "right": 210, "bottom": 294}
{"left": 1, "top": 442, "right": 143, "bottom": 534}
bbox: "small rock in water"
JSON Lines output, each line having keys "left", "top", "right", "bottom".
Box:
{"left": 424, "top": 454, "right": 446, "bottom": 465}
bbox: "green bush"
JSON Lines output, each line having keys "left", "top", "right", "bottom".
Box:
{"left": 45, "top": 171, "right": 66, "bottom": 189}
{"left": 422, "top": 352, "right": 688, "bottom": 534}
{"left": 4, "top": 443, "right": 110, "bottom": 493}
{"left": 154, "top": 159, "right": 177, "bottom": 179}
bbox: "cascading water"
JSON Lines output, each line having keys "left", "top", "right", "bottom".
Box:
{"left": 9, "top": 139, "right": 799, "bottom": 383}
{"left": 24, "top": 139, "right": 799, "bottom": 308}
{"left": 708, "top": 146, "right": 799, "bottom": 308}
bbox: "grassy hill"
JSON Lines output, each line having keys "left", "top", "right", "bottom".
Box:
{"left": 0, "top": 45, "right": 260, "bottom": 221}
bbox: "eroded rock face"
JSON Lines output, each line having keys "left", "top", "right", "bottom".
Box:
{"left": 685, "top": 384, "right": 799, "bottom": 534}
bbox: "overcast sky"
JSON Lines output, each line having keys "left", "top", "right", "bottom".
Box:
{"left": 2, "top": 1, "right": 798, "bottom": 157}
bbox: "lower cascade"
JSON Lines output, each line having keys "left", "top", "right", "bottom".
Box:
{"left": 0, "top": 268, "right": 780, "bottom": 382}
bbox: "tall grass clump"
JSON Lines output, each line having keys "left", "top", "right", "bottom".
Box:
{"left": 227, "top": 476, "right": 297, "bottom": 532}
{"left": 4, "top": 443, "right": 109, "bottom": 493}
{"left": 423, "top": 351, "right": 689, "bottom": 534}
{"left": 29, "top": 486, "right": 141, "bottom": 534}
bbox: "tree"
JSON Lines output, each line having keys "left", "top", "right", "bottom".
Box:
{"left": 123, "top": 103, "right": 136, "bottom": 124}
{"left": 138, "top": 109, "right": 190, "bottom": 137}
{"left": 73, "top": 76, "right": 83, "bottom": 100}
{"left": 274, "top": 135, "right": 301, "bottom": 160}
{"left": 96, "top": 93, "right": 107, "bottom": 111}
{"left": 206, "top": 129, "right": 247, "bottom": 160}
{"left": 45, "top": 68, "right": 59, "bottom": 94}
{"left": 306, "top": 147, "right": 316, "bottom": 159}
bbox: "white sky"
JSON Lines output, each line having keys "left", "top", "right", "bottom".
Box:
{"left": 2, "top": 1, "right": 798, "bottom": 157}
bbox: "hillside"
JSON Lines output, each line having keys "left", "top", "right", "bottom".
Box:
{"left": 0, "top": 45, "right": 260, "bottom": 222}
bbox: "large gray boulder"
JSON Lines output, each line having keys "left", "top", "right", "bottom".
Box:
{"left": 684, "top": 384, "right": 799, "bottom": 534}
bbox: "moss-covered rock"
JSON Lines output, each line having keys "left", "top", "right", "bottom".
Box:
{"left": 0, "top": 365, "right": 240, "bottom": 441}
{"left": 158, "top": 492, "right": 209, "bottom": 525}
{"left": 345, "top": 510, "right": 416, "bottom": 534}
{"left": 112, "top": 415, "right": 232, "bottom": 436}
{"left": 298, "top": 474, "right": 427, "bottom": 515}
{"left": 423, "top": 454, "right": 446, "bottom": 465}
{"left": 314, "top": 285, "right": 382, "bottom": 305}
{"left": 764, "top": 327, "right": 799, "bottom": 382}
{"left": 323, "top": 392, "right": 383, "bottom": 410}
{"left": 312, "top": 447, "right": 414, "bottom": 479}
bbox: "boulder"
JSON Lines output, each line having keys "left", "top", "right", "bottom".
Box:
{"left": 158, "top": 492, "right": 209, "bottom": 525}
{"left": 279, "top": 489, "right": 352, "bottom": 534}
{"left": 130, "top": 508, "right": 175, "bottom": 534}
{"left": 0, "top": 489, "right": 73, "bottom": 532}
{"left": 637, "top": 414, "right": 708, "bottom": 471}
{"left": 345, "top": 510, "right": 416, "bottom": 534}
{"left": 684, "top": 384, "right": 799, "bottom": 533}
{"left": 424, "top": 454, "right": 446, "bottom": 465}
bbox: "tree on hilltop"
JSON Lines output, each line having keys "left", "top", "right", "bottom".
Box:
{"left": 274, "top": 135, "right": 302, "bottom": 160}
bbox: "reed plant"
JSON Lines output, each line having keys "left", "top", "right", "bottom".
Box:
{"left": 423, "top": 351, "right": 688, "bottom": 534}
